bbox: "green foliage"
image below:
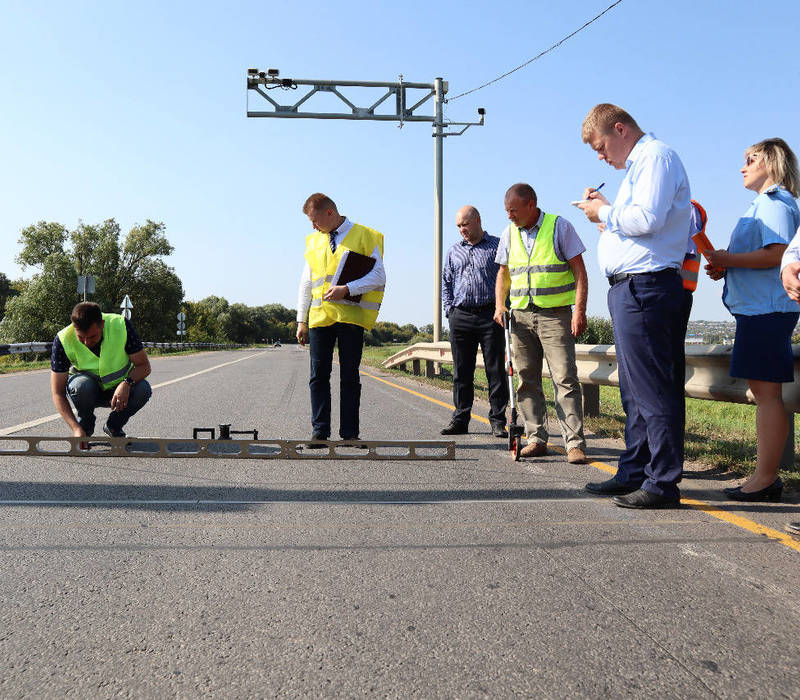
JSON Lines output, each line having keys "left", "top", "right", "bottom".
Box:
{"left": 183, "top": 297, "right": 296, "bottom": 344}
{"left": 1, "top": 218, "right": 183, "bottom": 343}
{"left": 1, "top": 254, "right": 78, "bottom": 341}
{"left": 578, "top": 316, "right": 614, "bottom": 344}
{"left": 0, "top": 272, "right": 19, "bottom": 319}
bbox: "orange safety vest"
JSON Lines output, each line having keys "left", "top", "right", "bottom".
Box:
{"left": 681, "top": 199, "right": 708, "bottom": 292}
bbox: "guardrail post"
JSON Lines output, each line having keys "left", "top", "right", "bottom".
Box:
{"left": 412, "top": 359, "right": 421, "bottom": 376}
{"left": 425, "top": 360, "right": 435, "bottom": 378}
{"left": 781, "top": 411, "right": 796, "bottom": 471}
{"left": 582, "top": 383, "right": 600, "bottom": 418}
{"left": 398, "top": 362, "right": 407, "bottom": 372}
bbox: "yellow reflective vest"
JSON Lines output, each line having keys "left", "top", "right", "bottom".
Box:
{"left": 305, "top": 223, "right": 384, "bottom": 330}
{"left": 508, "top": 213, "right": 576, "bottom": 309}
{"left": 57, "top": 313, "right": 133, "bottom": 390}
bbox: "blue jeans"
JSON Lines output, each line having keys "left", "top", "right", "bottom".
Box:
{"left": 67, "top": 374, "right": 152, "bottom": 436}
{"left": 308, "top": 323, "right": 364, "bottom": 439}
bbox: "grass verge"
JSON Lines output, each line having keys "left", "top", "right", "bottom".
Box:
{"left": 361, "top": 344, "right": 800, "bottom": 488}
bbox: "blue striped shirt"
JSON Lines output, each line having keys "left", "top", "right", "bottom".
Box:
{"left": 442, "top": 233, "right": 501, "bottom": 316}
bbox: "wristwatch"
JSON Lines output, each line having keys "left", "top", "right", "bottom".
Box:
{"left": 124, "top": 376, "right": 135, "bottom": 387}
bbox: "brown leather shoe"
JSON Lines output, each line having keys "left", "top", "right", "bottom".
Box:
{"left": 519, "top": 442, "right": 547, "bottom": 458}
{"left": 567, "top": 448, "right": 586, "bottom": 464}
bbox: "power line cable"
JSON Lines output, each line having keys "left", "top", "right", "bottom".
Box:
{"left": 447, "top": 0, "right": 624, "bottom": 102}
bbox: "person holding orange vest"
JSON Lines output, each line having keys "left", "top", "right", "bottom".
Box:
{"left": 679, "top": 199, "right": 708, "bottom": 334}
{"left": 50, "top": 301, "right": 152, "bottom": 440}
{"left": 296, "top": 193, "right": 386, "bottom": 442}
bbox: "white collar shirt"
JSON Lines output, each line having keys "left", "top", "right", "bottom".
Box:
{"left": 596, "top": 133, "right": 692, "bottom": 277}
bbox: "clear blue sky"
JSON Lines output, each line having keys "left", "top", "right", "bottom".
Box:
{"left": 1, "top": 0, "right": 798, "bottom": 327}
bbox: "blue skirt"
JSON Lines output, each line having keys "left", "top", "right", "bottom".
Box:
{"left": 731, "top": 312, "right": 799, "bottom": 383}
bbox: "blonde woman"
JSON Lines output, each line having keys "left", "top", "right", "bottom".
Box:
{"left": 706, "top": 138, "right": 800, "bottom": 501}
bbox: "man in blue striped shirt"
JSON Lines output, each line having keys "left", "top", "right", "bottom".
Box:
{"left": 441, "top": 205, "right": 508, "bottom": 436}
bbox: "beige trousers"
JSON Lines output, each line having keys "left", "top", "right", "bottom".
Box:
{"left": 510, "top": 306, "right": 586, "bottom": 450}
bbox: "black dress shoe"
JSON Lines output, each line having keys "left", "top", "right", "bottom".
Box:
{"left": 585, "top": 478, "right": 638, "bottom": 496}
{"left": 307, "top": 432, "right": 329, "bottom": 449}
{"left": 612, "top": 489, "right": 680, "bottom": 509}
{"left": 726, "top": 478, "right": 782, "bottom": 502}
{"left": 441, "top": 422, "right": 468, "bottom": 435}
{"left": 490, "top": 423, "right": 508, "bottom": 438}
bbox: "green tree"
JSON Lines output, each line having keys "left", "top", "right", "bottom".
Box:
{"left": 0, "top": 272, "right": 20, "bottom": 320}
{"left": 1, "top": 218, "right": 183, "bottom": 343}
{"left": 184, "top": 297, "right": 227, "bottom": 343}
{"left": 0, "top": 254, "right": 77, "bottom": 341}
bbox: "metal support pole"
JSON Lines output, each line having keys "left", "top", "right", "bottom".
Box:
{"left": 433, "top": 77, "right": 445, "bottom": 344}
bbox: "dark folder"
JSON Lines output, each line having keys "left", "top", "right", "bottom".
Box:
{"left": 331, "top": 250, "right": 376, "bottom": 302}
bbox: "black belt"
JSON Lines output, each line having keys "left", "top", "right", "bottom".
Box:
{"left": 607, "top": 268, "right": 679, "bottom": 287}
{"left": 456, "top": 303, "right": 494, "bottom": 312}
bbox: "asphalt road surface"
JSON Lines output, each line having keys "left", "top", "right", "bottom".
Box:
{"left": 1, "top": 347, "right": 798, "bottom": 698}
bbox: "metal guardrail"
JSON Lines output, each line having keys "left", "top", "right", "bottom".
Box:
{"left": 383, "top": 342, "right": 800, "bottom": 413}
{"left": 0, "top": 341, "right": 248, "bottom": 357}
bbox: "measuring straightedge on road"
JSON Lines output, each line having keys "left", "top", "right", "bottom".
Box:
{"left": 0, "top": 435, "right": 456, "bottom": 461}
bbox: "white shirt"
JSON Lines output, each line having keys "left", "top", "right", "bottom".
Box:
{"left": 597, "top": 133, "right": 692, "bottom": 277}
{"left": 780, "top": 225, "right": 800, "bottom": 272}
{"left": 296, "top": 217, "right": 386, "bottom": 323}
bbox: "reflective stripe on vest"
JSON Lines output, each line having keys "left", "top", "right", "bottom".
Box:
{"left": 681, "top": 252, "right": 700, "bottom": 291}
{"left": 682, "top": 200, "right": 708, "bottom": 293}
{"left": 508, "top": 213, "right": 576, "bottom": 309}
{"left": 57, "top": 313, "right": 133, "bottom": 390}
{"left": 304, "top": 223, "right": 385, "bottom": 330}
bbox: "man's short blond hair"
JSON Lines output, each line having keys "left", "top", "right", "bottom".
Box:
{"left": 747, "top": 138, "right": 800, "bottom": 198}
{"left": 302, "top": 193, "right": 337, "bottom": 215}
{"left": 581, "top": 103, "right": 641, "bottom": 143}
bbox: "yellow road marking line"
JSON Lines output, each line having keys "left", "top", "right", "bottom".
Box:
{"left": 361, "top": 368, "right": 800, "bottom": 554}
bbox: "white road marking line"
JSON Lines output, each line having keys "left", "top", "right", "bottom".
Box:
{"left": 0, "top": 352, "right": 264, "bottom": 436}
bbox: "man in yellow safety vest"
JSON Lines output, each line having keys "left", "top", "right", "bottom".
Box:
{"left": 50, "top": 301, "right": 152, "bottom": 440}
{"left": 494, "top": 183, "right": 589, "bottom": 463}
{"left": 295, "top": 193, "right": 386, "bottom": 442}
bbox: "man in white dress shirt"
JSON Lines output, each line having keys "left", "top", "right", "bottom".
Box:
{"left": 576, "top": 104, "right": 691, "bottom": 509}
{"left": 296, "top": 193, "right": 386, "bottom": 442}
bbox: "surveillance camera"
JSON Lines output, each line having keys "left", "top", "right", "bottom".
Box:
{"left": 478, "top": 108, "right": 486, "bottom": 115}
{"left": 247, "top": 68, "right": 258, "bottom": 75}
{"left": 258, "top": 72, "right": 266, "bottom": 79}
{"left": 267, "top": 68, "right": 280, "bottom": 77}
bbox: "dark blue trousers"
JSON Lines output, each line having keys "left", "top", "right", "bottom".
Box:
{"left": 608, "top": 271, "right": 685, "bottom": 499}
{"left": 308, "top": 322, "right": 364, "bottom": 439}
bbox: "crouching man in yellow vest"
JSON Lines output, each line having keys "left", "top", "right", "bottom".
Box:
{"left": 295, "top": 193, "right": 386, "bottom": 442}
{"left": 50, "top": 302, "right": 152, "bottom": 440}
{"left": 494, "top": 183, "right": 589, "bottom": 463}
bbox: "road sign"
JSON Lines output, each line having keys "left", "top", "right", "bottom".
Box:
{"left": 177, "top": 321, "right": 186, "bottom": 330}
{"left": 120, "top": 295, "right": 132, "bottom": 309}
{"left": 177, "top": 312, "right": 186, "bottom": 321}
{"left": 77, "top": 275, "right": 95, "bottom": 299}
{"left": 122, "top": 309, "right": 131, "bottom": 320}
